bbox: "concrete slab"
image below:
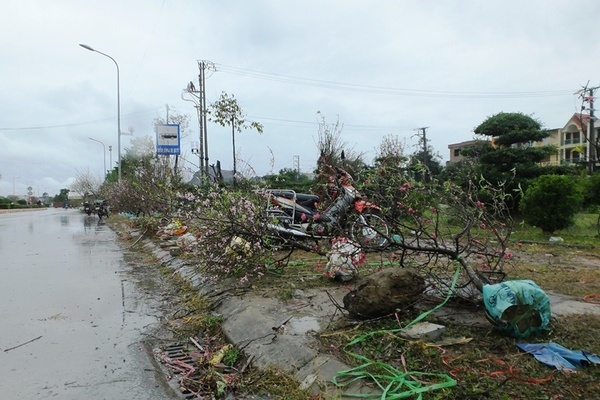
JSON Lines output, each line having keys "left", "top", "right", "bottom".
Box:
{"left": 547, "top": 292, "right": 600, "bottom": 316}
{"left": 400, "top": 322, "right": 445, "bottom": 341}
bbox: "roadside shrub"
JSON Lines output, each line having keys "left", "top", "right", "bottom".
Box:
{"left": 519, "top": 174, "right": 583, "bottom": 234}
{"left": 580, "top": 172, "right": 600, "bottom": 209}
{"left": 102, "top": 155, "right": 181, "bottom": 216}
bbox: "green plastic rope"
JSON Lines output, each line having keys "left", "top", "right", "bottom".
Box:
{"left": 332, "top": 265, "right": 462, "bottom": 399}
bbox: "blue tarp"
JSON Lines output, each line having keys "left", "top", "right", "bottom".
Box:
{"left": 517, "top": 342, "right": 600, "bottom": 370}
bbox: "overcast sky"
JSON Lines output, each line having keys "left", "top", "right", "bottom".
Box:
{"left": 1, "top": 0, "right": 598, "bottom": 197}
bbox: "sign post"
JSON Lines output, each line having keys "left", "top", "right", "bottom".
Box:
{"left": 156, "top": 124, "right": 181, "bottom": 156}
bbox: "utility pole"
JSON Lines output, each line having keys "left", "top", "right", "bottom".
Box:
{"left": 415, "top": 126, "right": 430, "bottom": 182}
{"left": 231, "top": 116, "right": 236, "bottom": 186}
{"left": 579, "top": 85, "right": 600, "bottom": 174}
{"left": 293, "top": 155, "right": 300, "bottom": 180}
{"left": 183, "top": 80, "right": 203, "bottom": 175}
{"left": 199, "top": 61, "right": 210, "bottom": 174}
{"left": 182, "top": 61, "right": 214, "bottom": 183}
{"left": 588, "top": 88, "right": 597, "bottom": 174}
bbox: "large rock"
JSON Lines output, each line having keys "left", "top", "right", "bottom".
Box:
{"left": 343, "top": 267, "right": 425, "bottom": 319}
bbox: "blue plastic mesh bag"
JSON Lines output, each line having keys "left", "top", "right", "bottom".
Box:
{"left": 483, "top": 280, "right": 551, "bottom": 338}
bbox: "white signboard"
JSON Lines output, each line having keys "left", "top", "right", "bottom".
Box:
{"left": 156, "top": 124, "right": 180, "bottom": 155}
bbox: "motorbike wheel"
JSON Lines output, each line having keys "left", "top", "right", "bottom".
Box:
{"left": 349, "top": 211, "right": 389, "bottom": 249}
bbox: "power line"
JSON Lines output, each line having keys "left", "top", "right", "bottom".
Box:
{"left": 248, "top": 115, "right": 413, "bottom": 133}
{"left": 215, "top": 63, "right": 573, "bottom": 99}
{"left": 0, "top": 109, "right": 155, "bottom": 131}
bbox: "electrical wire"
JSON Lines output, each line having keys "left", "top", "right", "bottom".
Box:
{"left": 215, "top": 63, "right": 574, "bottom": 99}
{"left": 0, "top": 109, "right": 156, "bottom": 132}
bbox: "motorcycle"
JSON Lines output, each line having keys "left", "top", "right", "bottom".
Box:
{"left": 264, "top": 166, "right": 389, "bottom": 249}
{"left": 94, "top": 200, "right": 109, "bottom": 219}
{"left": 83, "top": 201, "right": 92, "bottom": 216}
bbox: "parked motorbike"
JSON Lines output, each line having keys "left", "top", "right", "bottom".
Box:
{"left": 94, "top": 200, "right": 109, "bottom": 219}
{"left": 264, "top": 166, "right": 389, "bottom": 249}
{"left": 83, "top": 201, "right": 92, "bottom": 216}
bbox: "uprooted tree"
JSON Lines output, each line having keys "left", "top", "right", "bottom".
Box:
{"left": 358, "top": 167, "right": 514, "bottom": 298}
{"left": 155, "top": 129, "right": 516, "bottom": 303}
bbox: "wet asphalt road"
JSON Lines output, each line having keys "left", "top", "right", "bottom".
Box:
{"left": 0, "top": 208, "right": 177, "bottom": 399}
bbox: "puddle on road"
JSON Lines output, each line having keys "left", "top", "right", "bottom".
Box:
{"left": 286, "top": 316, "right": 321, "bottom": 335}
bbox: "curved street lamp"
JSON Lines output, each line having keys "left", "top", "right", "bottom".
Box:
{"left": 88, "top": 137, "right": 106, "bottom": 177}
{"left": 79, "top": 44, "right": 121, "bottom": 182}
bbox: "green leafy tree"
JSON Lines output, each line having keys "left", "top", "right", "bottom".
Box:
{"left": 105, "top": 136, "right": 158, "bottom": 183}
{"left": 0, "top": 196, "right": 11, "bottom": 209}
{"left": 407, "top": 147, "right": 443, "bottom": 181}
{"left": 459, "top": 112, "right": 560, "bottom": 207}
{"left": 263, "top": 168, "right": 314, "bottom": 193}
{"left": 580, "top": 172, "right": 600, "bottom": 209}
{"left": 469, "top": 112, "right": 556, "bottom": 180}
{"left": 519, "top": 174, "right": 583, "bottom": 234}
{"left": 53, "top": 188, "right": 70, "bottom": 203}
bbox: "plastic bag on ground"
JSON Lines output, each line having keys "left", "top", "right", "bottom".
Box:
{"left": 483, "top": 280, "right": 551, "bottom": 338}
{"left": 324, "top": 238, "right": 364, "bottom": 282}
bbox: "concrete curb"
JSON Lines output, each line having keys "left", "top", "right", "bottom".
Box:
{"left": 139, "top": 237, "right": 380, "bottom": 398}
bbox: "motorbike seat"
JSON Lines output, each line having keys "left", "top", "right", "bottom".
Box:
{"left": 270, "top": 190, "right": 319, "bottom": 204}
{"left": 295, "top": 193, "right": 320, "bottom": 203}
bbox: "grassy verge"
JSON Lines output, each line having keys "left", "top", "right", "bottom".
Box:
{"left": 112, "top": 213, "right": 600, "bottom": 399}
{"left": 318, "top": 312, "right": 600, "bottom": 399}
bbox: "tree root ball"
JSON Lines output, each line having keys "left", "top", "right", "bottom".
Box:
{"left": 343, "top": 267, "right": 425, "bottom": 319}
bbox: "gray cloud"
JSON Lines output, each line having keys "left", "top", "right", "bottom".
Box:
{"left": 1, "top": 0, "right": 598, "bottom": 197}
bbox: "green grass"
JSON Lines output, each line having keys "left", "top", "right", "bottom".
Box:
{"left": 512, "top": 212, "right": 600, "bottom": 245}
{"left": 319, "top": 313, "right": 600, "bottom": 400}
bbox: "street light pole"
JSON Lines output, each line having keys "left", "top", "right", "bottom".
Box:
{"left": 109, "top": 145, "right": 112, "bottom": 173}
{"left": 88, "top": 137, "right": 106, "bottom": 177}
{"left": 80, "top": 44, "right": 121, "bottom": 182}
{"left": 12, "top": 177, "right": 20, "bottom": 196}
